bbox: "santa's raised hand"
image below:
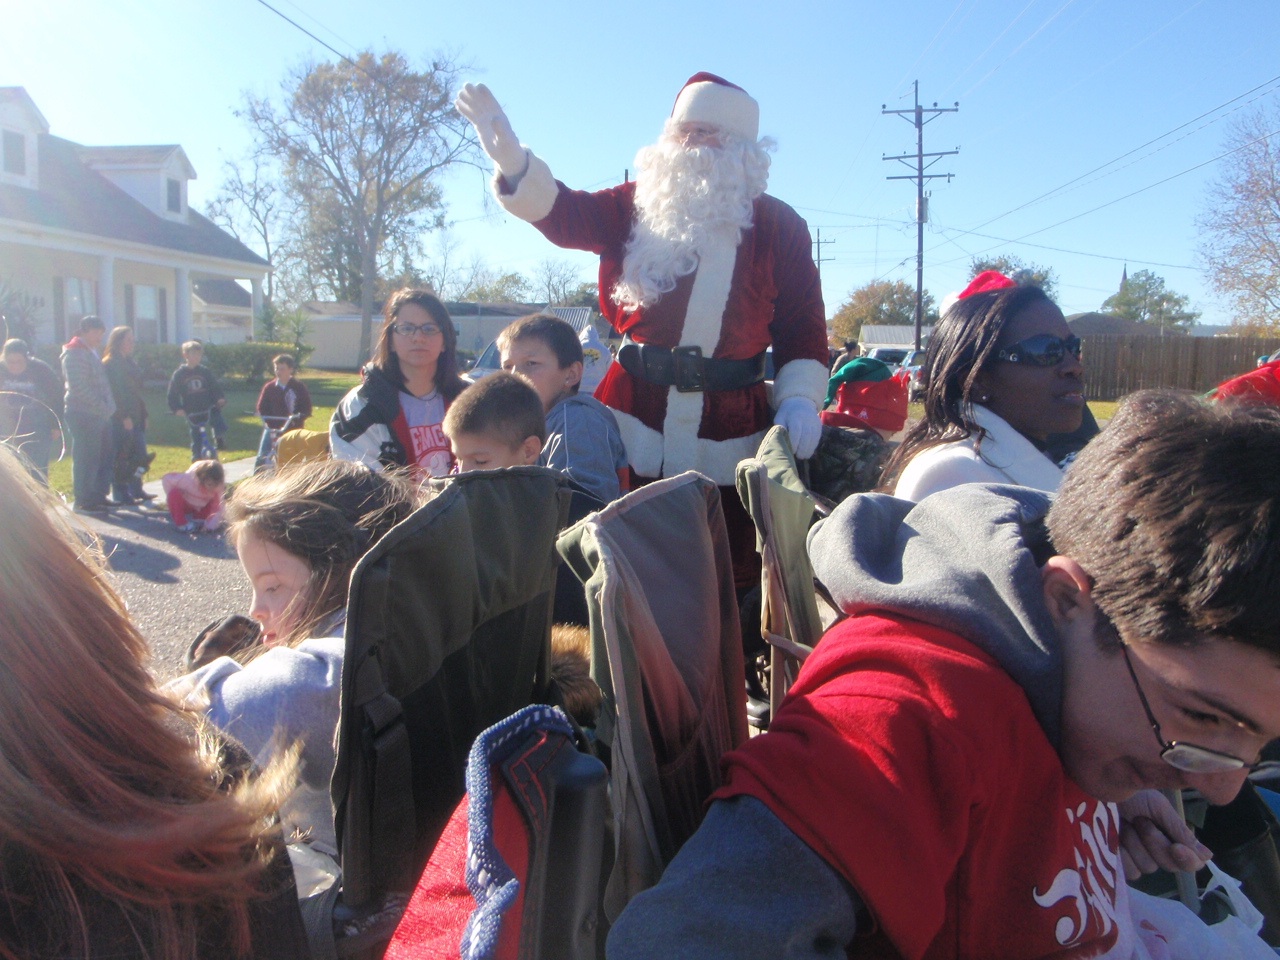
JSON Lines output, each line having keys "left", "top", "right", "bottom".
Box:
{"left": 455, "top": 83, "right": 528, "bottom": 181}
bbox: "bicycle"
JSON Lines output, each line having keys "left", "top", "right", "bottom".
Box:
{"left": 186, "top": 410, "right": 219, "bottom": 462}
{"left": 254, "top": 413, "right": 296, "bottom": 474}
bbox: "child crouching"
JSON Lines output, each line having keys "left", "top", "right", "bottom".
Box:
{"left": 163, "top": 458, "right": 226, "bottom": 532}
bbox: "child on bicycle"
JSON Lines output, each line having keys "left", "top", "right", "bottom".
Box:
{"left": 255, "top": 353, "right": 313, "bottom": 471}
{"left": 168, "top": 340, "right": 228, "bottom": 460}
{"left": 163, "top": 458, "right": 226, "bottom": 532}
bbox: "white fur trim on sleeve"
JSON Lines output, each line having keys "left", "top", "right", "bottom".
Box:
{"left": 493, "top": 150, "right": 558, "bottom": 223}
{"left": 771, "top": 358, "right": 828, "bottom": 407}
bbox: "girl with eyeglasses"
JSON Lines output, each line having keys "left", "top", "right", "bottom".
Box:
{"left": 879, "top": 271, "right": 1088, "bottom": 501}
{"left": 330, "top": 288, "right": 468, "bottom": 475}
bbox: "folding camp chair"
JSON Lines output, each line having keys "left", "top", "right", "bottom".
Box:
{"left": 385, "top": 704, "right": 609, "bottom": 960}
{"left": 557, "top": 472, "right": 748, "bottom": 921}
{"left": 326, "top": 466, "right": 571, "bottom": 953}
{"left": 736, "top": 426, "right": 826, "bottom": 719}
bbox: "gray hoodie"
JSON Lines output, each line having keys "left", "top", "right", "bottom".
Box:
{"left": 608, "top": 485, "right": 1067, "bottom": 960}
{"left": 807, "top": 483, "right": 1063, "bottom": 748}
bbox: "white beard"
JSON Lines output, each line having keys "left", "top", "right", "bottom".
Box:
{"left": 611, "top": 124, "right": 774, "bottom": 311}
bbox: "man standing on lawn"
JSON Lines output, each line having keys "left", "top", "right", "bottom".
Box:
{"left": 61, "top": 315, "right": 116, "bottom": 513}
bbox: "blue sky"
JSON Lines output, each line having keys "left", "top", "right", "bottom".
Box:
{"left": 5, "top": 0, "right": 1279, "bottom": 322}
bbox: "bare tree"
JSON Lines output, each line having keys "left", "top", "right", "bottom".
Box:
{"left": 531, "top": 258, "right": 583, "bottom": 305}
{"left": 240, "top": 50, "right": 478, "bottom": 362}
{"left": 1199, "top": 105, "right": 1280, "bottom": 330}
{"left": 205, "top": 156, "right": 283, "bottom": 308}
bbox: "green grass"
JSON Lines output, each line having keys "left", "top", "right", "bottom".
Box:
{"left": 906, "top": 399, "right": 1117, "bottom": 425}
{"left": 47, "top": 370, "right": 361, "bottom": 497}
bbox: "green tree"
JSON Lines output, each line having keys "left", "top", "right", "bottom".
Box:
{"left": 461, "top": 271, "right": 530, "bottom": 303}
{"left": 969, "top": 255, "right": 1058, "bottom": 300}
{"left": 241, "top": 50, "right": 477, "bottom": 364}
{"left": 1100, "top": 269, "right": 1200, "bottom": 334}
{"left": 830, "top": 280, "right": 935, "bottom": 343}
{"left": 1198, "top": 105, "right": 1280, "bottom": 330}
{"left": 563, "top": 281, "right": 601, "bottom": 311}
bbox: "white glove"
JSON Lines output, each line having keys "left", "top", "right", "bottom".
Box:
{"left": 454, "top": 83, "right": 528, "bottom": 181}
{"left": 774, "top": 396, "right": 822, "bottom": 459}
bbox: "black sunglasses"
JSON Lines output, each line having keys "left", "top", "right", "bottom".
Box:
{"left": 1120, "top": 644, "right": 1260, "bottom": 774}
{"left": 994, "top": 334, "right": 1082, "bottom": 367}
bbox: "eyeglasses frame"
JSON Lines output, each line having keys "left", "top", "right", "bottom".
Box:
{"left": 994, "top": 334, "right": 1083, "bottom": 367}
{"left": 392, "top": 321, "right": 444, "bottom": 339}
{"left": 1119, "top": 643, "right": 1259, "bottom": 774}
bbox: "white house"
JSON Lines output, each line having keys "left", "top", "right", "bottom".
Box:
{"left": 0, "top": 87, "right": 266, "bottom": 348}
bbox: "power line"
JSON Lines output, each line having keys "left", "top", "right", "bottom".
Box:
{"left": 961, "top": 72, "right": 1280, "bottom": 234}
{"left": 929, "top": 222, "right": 1196, "bottom": 270}
{"left": 883, "top": 81, "right": 958, "bottom": 349}
{"left": 253, "top": 0, "right": 359, "bottom": 70}
{"left": 1009, "top": 125, "right": 1280, "bottom": 242}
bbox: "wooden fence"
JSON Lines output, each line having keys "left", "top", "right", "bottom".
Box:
{"left": 1081, "top": 335, "right": 1280, "bottom": 401}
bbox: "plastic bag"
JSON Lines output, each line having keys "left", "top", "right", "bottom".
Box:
{"left": 1130, "top": 862, "right": 1274, "bottom": 959}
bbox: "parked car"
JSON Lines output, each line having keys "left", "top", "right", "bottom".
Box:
{"left": 464, "top": 340, "right": 503, "bottom": 383}
{"left": 865, "top": 346, "right": 909, "bottom": 368}
{"left": 899, "top": 349, "right": 927, "bottom": 402}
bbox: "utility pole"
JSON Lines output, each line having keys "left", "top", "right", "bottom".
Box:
{"left": 883, "top": 80, "right": 958, "bottom": 350}
{"left": 813, "top": 227, "right": 835, "bottom": 285}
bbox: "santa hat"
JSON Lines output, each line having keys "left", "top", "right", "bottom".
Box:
{"left": 670, "top": 72, "right": 759, "bottom": 143}
{"left": 820, "top": 358, "right": 908, "bottom": 434}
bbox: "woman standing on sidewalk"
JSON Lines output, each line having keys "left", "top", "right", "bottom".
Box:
{"left": 102, "top": 326, "right": 155, "bottom": 503}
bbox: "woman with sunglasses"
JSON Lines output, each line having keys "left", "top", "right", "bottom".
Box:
{"left": 880, "top": 270, "right": 1087, "bottom": 501}
{"left": 330, "top": 288, "right": 468, "bottom": 476}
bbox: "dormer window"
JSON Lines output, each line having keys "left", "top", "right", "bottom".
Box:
{"left": 2, "top": 130, "right": 24, "bottom": 176}
{"left": 167, "top": 177, "right": 181, "bottom": 213}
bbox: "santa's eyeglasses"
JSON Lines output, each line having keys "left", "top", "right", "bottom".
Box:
{"left": 1120, "top": 644, "right": 1261, "bottom": 774}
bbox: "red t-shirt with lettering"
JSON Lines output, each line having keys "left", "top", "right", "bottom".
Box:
{"left": 716, "top": 615, "right": 1137, "bottom": 959}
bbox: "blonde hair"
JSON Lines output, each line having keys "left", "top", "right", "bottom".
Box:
{"left": 0, "top": 447, "right": 296, "bottom": 960}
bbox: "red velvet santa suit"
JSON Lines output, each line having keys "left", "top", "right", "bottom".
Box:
{"left": 496, "top": 153, "right": 830, "bottom": 488}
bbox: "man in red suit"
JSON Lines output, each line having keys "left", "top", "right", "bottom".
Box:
{"left": 456, "top": 74, "right": 829, "bottom": 585}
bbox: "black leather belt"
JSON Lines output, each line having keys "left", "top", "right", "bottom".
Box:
{"left": 617, "top": 338, "right": 768, "bottom": 393}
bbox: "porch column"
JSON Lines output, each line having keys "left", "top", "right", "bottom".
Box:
{"left": 174, "top": 267, "right": 192, "bottom": 342}
{"left": 250, "top": 277, "right": 264, "bottom": 339}
{"left": 97, "top": 255, "right": 115, "bottom": 326}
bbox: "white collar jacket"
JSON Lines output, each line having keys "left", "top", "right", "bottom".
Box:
{"left": 892, "top": 404, "right": 1064, "bottom": 503}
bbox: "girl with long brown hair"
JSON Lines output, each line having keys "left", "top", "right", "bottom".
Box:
{"left": 329, "top": 288, "right": 467, "bottom": 476}
{"left": 170, "top": 459, "right": 423, "bottom": 858}
{"left": 0, "top": 446, "right": 307, "bottom": 959}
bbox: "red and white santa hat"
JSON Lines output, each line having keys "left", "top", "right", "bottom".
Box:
{"left": 670, "top": 72, "right": 759, "bottom": 142}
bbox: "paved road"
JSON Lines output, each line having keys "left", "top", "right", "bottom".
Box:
{"left": 71, "top": 458, "right": 256, "bottom": 683}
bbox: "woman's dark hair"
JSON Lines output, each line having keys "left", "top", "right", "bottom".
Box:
{"left": 370, "top": 288, "right": 466, "bottom": 402}
{"left": 225, "top": 460, "right": 423, "bottom": 651}
{"left": 878, "top": 283, "right": 1052, "bottom": 491}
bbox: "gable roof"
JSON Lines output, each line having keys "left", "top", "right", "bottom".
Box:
{"left": 0, "top": 87, "right": 49, "bottom": 133}
{"left": 0, "top": 134, "right": 267, "bottom": 268}
{"left": 1066, "top": 312, "right": 1159, "bottom": 337}
{"left": 78, "top": 144, "right": 197, "bottom": 179}
{"left": 193, "top": 278, "right": 251, "bottom": 308}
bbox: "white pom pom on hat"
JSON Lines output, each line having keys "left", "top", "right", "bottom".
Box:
{"left": 670, "top": 72, "right": 759, "bottom": 143}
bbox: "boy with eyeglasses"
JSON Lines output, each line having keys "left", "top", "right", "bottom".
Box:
{"left": 609, "top": 390, "right": 1280, "bottom": 960}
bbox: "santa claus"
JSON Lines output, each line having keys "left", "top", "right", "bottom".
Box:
{"left": 456, "top": 74, "right": 829, "bottom": 585}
